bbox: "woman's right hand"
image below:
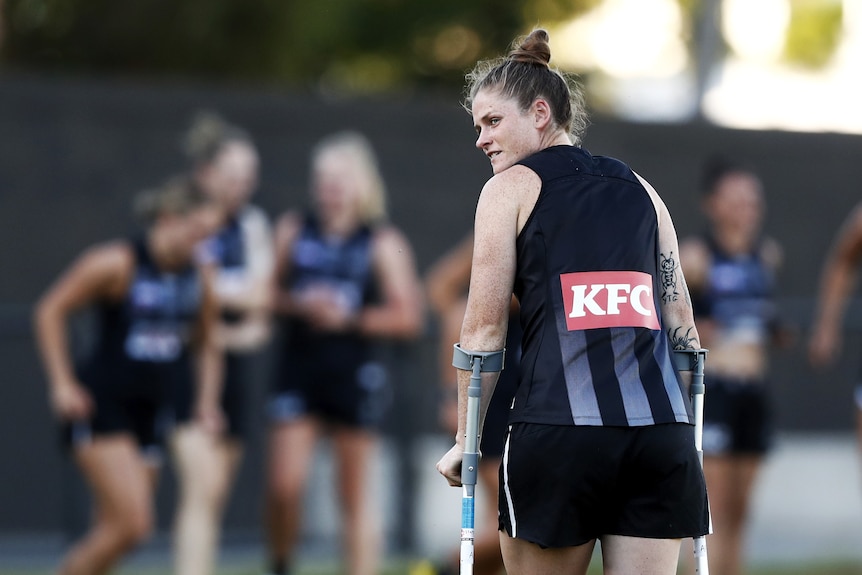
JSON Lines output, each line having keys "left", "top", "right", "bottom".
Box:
{"left": 50, "top": 379, "right": 94, "bottom": 421}
{"left": 436, "top": 443, "right": 466, "bottom": 487}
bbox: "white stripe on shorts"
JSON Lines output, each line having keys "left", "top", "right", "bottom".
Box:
{"left": 502, "top": 425, "right": 517, "bottom": 538}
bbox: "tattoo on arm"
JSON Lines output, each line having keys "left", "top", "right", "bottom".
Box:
{"left": 659, "top": 251, "right": 680, "bottom": 304}
{"left": 668, "top": 326, "right": 699, "bottom": 350}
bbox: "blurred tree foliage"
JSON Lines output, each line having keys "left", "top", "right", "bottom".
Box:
{"left": 0, "top": 0, "right": 844, "bottom": 93}
{"left": 0, "top": 0, "right": 598, "bottom": 92}
{"left": 783, "top": 0, "right": 843, "bottom": 69}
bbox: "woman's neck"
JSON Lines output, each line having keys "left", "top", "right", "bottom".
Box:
{"left": 712, "top": 225, "right": 758, "bottom": 256}
{"left": 541, "top": 130, "right": 574, "bottom": 150}
{"left": 319, "top": 212, "right": 361, "bottom": 239}
{"left": 147, "top": 229, "right": 188, "bottom": 272}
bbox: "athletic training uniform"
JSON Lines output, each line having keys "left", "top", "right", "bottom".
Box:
{"left": 269, "top": 215, "right": 390, "bottom": 430}
{"left": 693, "top": 235, "right": 776, "bottom": 455}
{"left": 67, "top": 238, "right": 201, "bottom": 460}
{"left": 177, "top": 208, "right": 264, "bottom": 438}
{"left": 498, "top": 146, "right": 709, "bottom": 547}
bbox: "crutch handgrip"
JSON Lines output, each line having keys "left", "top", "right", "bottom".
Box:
{"left": 671, "top": 347, "right": 707, "bottom": 372}
{"left": 673, "top": 348, "right": 707, "bottom": 395}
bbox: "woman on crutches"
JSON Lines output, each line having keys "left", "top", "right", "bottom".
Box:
{"left": 436, "top": 28, "right": 710, "bottom": 575}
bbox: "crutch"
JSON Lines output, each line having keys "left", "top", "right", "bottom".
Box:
{"left": 452, "top": 344, "right": 505, "bottom": 575}
{"left": 673, "top": 348, "right": 710, "bottom": 575}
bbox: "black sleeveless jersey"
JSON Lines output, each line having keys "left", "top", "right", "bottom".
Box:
{"left": 208, "top": 215, "right": 245, "bottom": 270}
{"left": 691, "top": 235, "right": 775, "bottom": 345}
{"left": 202, "top": 212, "right": 245, "bottom": 323}
{"left": 85, "top": 237, "right": 202, "bottom": 379}
{"left": 510, "top": 146, "right": 692, "bottom": 427}
{"left": 281, "top": 215, "right": 376, "bottom": 354}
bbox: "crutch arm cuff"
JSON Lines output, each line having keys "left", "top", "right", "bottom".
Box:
{"left": 452, "top": 343, "right": 505, "bottom": 372}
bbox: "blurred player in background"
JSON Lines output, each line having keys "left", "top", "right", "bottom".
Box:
{"left": 680, "top": 157, "right": 787, "bottom": 575}
{"left": 264, "top": 131, "right": 423, "bottom": 575}
{"left": 809, "top": 202, "right": 862, "bottom": 457}
{"left": 33, "top": 176, "right": 222, "bottom": 575}
{"left": 421, "top": 233, "right": 519, "bottom": 575}
{"left": 171, "top": 112, "right": 274, "bottom": 575}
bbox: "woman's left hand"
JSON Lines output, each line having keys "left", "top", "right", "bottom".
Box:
{"left": 300, "top": 288, "right": 358, "bottom": 332}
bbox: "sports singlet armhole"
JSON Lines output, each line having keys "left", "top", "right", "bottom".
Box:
{"left": 515, "top": 168, "right": 549, "bottom": 243}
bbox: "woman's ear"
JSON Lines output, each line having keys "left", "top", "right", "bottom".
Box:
{"left": 533, "top": 98, "right": 552, "bottom": 129}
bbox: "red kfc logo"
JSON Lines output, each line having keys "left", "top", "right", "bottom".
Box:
{"left": 560, "top": 271, "right": 660, "bottom": 331}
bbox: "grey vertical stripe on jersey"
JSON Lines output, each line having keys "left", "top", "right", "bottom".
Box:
{"left": 553, "top": 302, "right": 602, "bottom": 425}
{"left": 611, "top": 328, "right": 656, "bottom": 425}
{"left": 654, "top": 331, "right": 693, "bottom": 422}
{"left": 502, "top": 427, "right": 517, "bottom": 537}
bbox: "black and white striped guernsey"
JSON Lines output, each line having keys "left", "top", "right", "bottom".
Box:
{"left": 510, "top": 146, "right": 693, "bottom": 427}
{"left": 281, "top": 214, "right": 377, "bottom": 352}
{"left": 80, "top": 236, "right": 201, "bottom": 389}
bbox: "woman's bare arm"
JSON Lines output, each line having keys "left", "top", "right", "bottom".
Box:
{"left": 193, "top": 262, "right": 225, "bottom": 433}
{"left": 270, "top": 211, "right": 304, "bottom": 317}
{"left": 359, "top": 226, "right": 424, "bottom": 340}
{"left": 809, "top": 204, "right": 862, "bottom": 365}
{"left": 33, "top": 242, "right": 131, "bottom": 419}
{"left": 636, "top": 173, "right": 701, "bottom": 351}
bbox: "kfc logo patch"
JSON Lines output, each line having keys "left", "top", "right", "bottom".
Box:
{"left": 560, "top": 271, "right": 660, "bottom": 331}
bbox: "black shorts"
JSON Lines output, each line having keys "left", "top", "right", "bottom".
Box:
{"left": 479, "top": 316, "right": 523, "bottom": 459}
{"left": 174, "top": 351, "right": 252, "bottom": 440}
{"left": 701, "top": 376, "right": 772, "bottom": 456}
{"left": 61, "top": 361, "right": 179, "bottom": 461}
{"left": 499, "top": 422, "right": 709, "bottom": 548}
{"left": 269, "top": 351, "right": 391, "bottom": 430}
{"left": 481, "top": 345, "right": 521, "bottom": 458}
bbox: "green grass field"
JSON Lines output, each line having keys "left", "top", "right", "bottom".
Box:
{"left": 2, "top": 559, "right": 861, "bottom": 575}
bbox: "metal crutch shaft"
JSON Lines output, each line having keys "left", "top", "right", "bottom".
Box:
{"left": 452, "top": 344, "right": 505, "bottom": 575}
{"left": 673, "top": 349, "right": 710, "bottom": 575}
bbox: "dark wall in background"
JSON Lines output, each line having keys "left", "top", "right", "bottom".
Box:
{"left": 2, "top": 73, "right": 861, "bottom": 538}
